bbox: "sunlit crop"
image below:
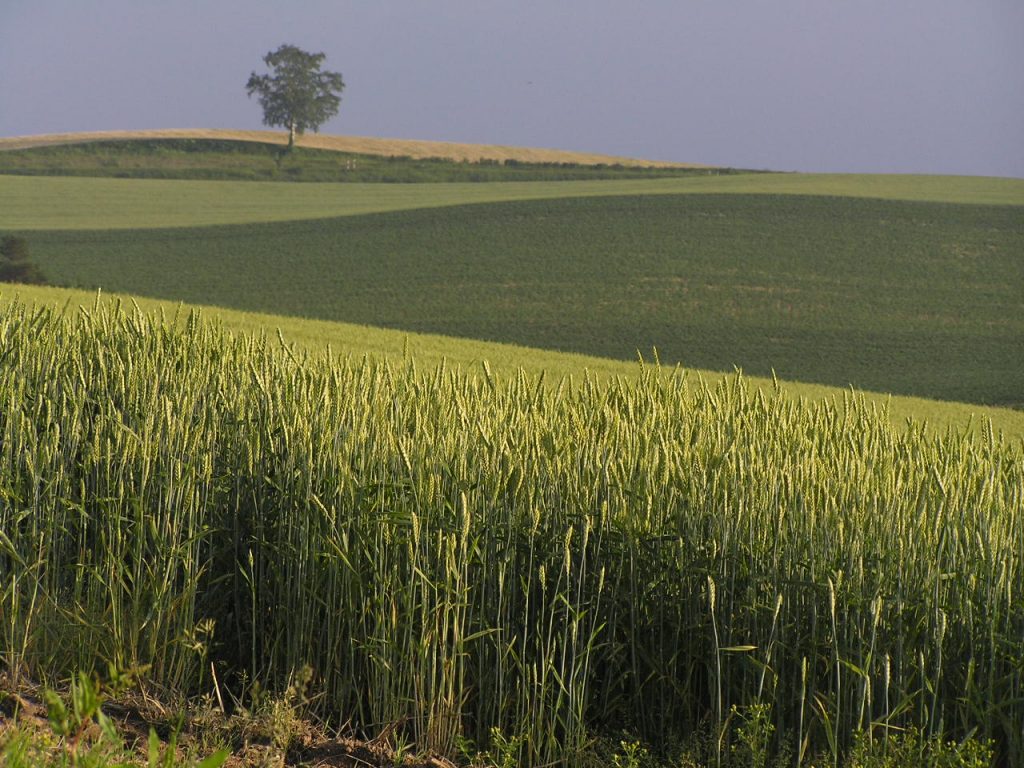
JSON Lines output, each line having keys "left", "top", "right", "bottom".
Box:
{"left": 1, "top": 299, "right": 1020, "bottom": 765}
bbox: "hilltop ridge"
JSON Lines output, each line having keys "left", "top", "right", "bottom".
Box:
{"left": 0, "top": 128, "right": 704, "bottom": 168}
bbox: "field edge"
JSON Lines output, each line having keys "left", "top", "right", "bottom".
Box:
{"left": 3, "top": 283, "right": 1021, "bottom": 441}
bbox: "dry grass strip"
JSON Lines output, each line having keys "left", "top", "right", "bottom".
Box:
{"left": 0, "top": 128, "right": 705, "bottom": 168}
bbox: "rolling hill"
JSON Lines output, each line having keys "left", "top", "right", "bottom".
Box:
{"left": 1, "top": 132, "right": 1021, "bottom": 410}
{"left": 3, "top": 172, "right": 1023, "bottom": 229}
{"left": 0, "top": 127, "right": 701, "bottom": 166}
{"left": 4, "top": 284, "right": 1022, "bottom": 439}
{"left": 3, "top": 169, "right": 1021, "bottom": 407}
{"left": 3, "top": 131, "right": 1023, "bottom": 766}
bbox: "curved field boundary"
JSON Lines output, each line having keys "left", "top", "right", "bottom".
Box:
{"left": 3, "top": 284, "right": 1022, "bottom": 440}
{"left": 0, "top": 128, "right": 699, "bottom": 168}
{"left": 3, "top": 173, "right": 1022, "bottom": 230}
{"left": 19, "top": 194, "right": 1022, "bottom": 407}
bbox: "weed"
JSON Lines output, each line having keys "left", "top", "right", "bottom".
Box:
{"left": 484, "top": 726, "right": 525, "bottom": 768}
{"left": 0, "top": 668, "right": 229, "bottom": 768}
{"left": 844, "top": 729, "right": 994, "bottom": 768}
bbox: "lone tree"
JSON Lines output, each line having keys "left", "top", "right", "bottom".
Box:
{"left": 246, "top": 44, "right": 345, "bottom": 150}
{"left": 0, "top": 235, "right": 46, "bottom": 285}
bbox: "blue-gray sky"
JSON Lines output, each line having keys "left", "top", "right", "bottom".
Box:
{"left": 1, "top": 1, "right": 1022, "bottom": 176}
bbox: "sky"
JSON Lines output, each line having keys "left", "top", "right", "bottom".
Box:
{"left": 1, "top": 1, "right": 1022, "bottom": 177}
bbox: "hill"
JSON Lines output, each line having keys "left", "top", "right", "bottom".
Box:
{"left": 5, "top": 284, "right": 1023, "bottom": 439}
{"left": 9, "top": 192, "right": 1023, "bottom": 407}
{"left": 0, "top": 137, "right": 729, "bottom": 184}
{"left": 0, "top": 128, "right": 701, "bottom": 167}
{"left": 3, "top": 172, "right": 1022, "bottom": 230}
{"left": 3, "top": 133, "right": 1023, "bottom": 766}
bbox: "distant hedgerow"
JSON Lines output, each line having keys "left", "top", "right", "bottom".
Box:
{"left": 0, "top": 235, "right": 47, "bottom": 284}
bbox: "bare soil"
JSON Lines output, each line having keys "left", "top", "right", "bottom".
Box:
{"left": 0, "top": 674, "right": 459, "bottom": 768}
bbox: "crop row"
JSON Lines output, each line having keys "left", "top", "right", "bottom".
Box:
{"left": 0, "top": 300, "right": 1021, "bottom": 765}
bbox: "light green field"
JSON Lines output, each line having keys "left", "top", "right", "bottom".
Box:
{"left": 5, "top": 283, "right": 1022, "bottom": 440}
{"left": 4, "top": 172, "right": 1024, "bottom": 229}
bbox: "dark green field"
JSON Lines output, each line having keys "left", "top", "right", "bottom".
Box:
{"left": 0, "top": 138, "right": 734, "bottom": 183}
{"left": 21, "top": 193, "right": 1023, "bottom": 406}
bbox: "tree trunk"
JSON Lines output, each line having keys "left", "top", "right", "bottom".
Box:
{"left": 288, "top": 121, "right": 296, "bottom": 150}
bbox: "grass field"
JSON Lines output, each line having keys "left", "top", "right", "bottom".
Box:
{"left": 2, "top": 298, "right": 1020, "bottom": 766}
{"left": 4, "top": 172, "right": 1024, "bottom": 230}
{"left": 13, "top": 193, "right": 1023, "bottom": 407}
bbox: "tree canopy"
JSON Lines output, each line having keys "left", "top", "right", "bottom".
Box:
{"left": 0, "top": 235, "right": 46, "bottom": 284}
{"left": 246, "top": 44, "right": 345, "bottom": 149}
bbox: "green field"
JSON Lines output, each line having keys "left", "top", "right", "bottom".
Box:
{"left": 3, "top": 136, "right": 1024, "bottom": 766}
{"left": 6, "top": 284, "right": 1023, "bottom": 439}
{"left": 3, "top": 172, "right": 1023, "bottom": 229}
{"left": 2, "top": 299, "right": 1020, "bottom": 766}
{"left": 13, "top": 193, "right": 1023, "bottom": 407}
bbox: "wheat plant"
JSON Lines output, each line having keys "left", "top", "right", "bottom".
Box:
{"left": 0, "top": 298, "right": 1020, "bottom": 765}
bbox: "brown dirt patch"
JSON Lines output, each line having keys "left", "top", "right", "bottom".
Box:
{"left": 0, "top": 674, "right": 459, "bottom": 767}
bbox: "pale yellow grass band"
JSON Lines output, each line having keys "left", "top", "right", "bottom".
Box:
{"left": 0, "top": 128, "right": 705, "bottom": 168}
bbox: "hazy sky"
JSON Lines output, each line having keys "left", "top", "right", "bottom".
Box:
{"left": 1, "top": 1, "right": 1022, "bottom": 176}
